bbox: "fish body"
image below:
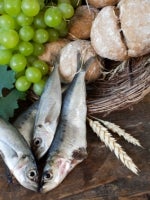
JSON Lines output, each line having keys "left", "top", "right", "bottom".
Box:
{"left": 13, "top": 101, "right": 39, "bottom": 147}
{"left": 0, "top": 118, "right": 38, "bottom": 191}
{"left": 32, "top": 64, "right": 62, "bottom": 159}
{"left": 32, "top": 64, "right": 62, "bottom": 160}
{"left": 40, "top": 61, "right": 88, "bottom": 193}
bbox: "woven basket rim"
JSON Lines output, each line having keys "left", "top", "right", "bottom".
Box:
{"left": 86, "top": 54, "right": 150, "bottom": 116}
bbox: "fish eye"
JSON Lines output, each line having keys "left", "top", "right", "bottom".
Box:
{"left": 44, "top": 171, "right": 53, "bottom": 181}
{"left": 27, "top": 169, "right": 37, "bottom": 181}
{"left": 22, "top": 155, "right": 27, "bottom": 159}
{"left": 37, "top": 124, "right": 42, "bottom": 128}
{"left": 33, "top": 137, "right": 42, "bottom": 147}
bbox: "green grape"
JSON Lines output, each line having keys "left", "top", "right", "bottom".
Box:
{"left": 38, "top": 0, "right": 45, "bottom": 9}
{"left": 58, "top": 26, "right": 68, "bottom": 37}
{"left": 0, "top": 14, "right": 15, "bottom": 29}
{"left": 58, "top": 3, "right": 74, "bottom": 19}
{"left": 4, "top": 0, "right": 21, "bottom": 16}
{"left": 54, "top": 19, "right": 67, "bottom": 31}
{"left": 0, "top": 44, "right": 6, "bottom": 50}
{"left": 33, "top": 28, "right": 49, "bottom": 44}
{"left": 11, "top": 42, "right": 19, "bottom": 52}
{"left": 16, "top": 12, "right": 33, "bottom": 26}
{"left": 44, "top": 6, "right": 63, "bottom": 28}
{"left": 15, "top": 70, "right": 25, "bottom": 79}
{"left": 10, "top": 53, "right": 27, "bottom": 72}
{"left": 25, "top": 66, "right": 42, "bottom": 83}
{"left": 19, "top": 26, "right": 34, "bottom": 41}
{"left": 21, "top": 0, "right": 40, "bottom": 17}
{"left": 0, "top": 29, "right": 19, "bottom": 49}
{"left": 13, "top": 18, "right": 21, "bottom": 30}
{"left": 48, "top": 28, "right": 59, "bottom": 42}
{"left": 32, "top": 42, "right": 45, "bottom": 56}
{"left": 15, "top": 75, "right": 31, "bottom": 91}
{"left": 0, "top": 1, "right": 4, "bottom": 14}
{"left": 18, "top": 41, "right": 33, "bottom": 56}
{"left": 33, "top": 79, "right": 46, "bottom": 96}
{"left": 0, "top": 48, "right": 12, "bottom": 64}
{"left": 27, "top": 55, "right": 37, "bottom": 65}
{"left": 33, "top": 11, "right": 47, "bottom": 29}
{"left": 33, "top": 60, "right": 49, "bottom": 75}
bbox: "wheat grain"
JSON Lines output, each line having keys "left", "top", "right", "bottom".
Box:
{"left": 87, "top": 118, "right": 139, "bottom": 175}
{"left": 99, "top": 119, "right": 143, "bottom": 148}
{"left": 89, "top": 116, "right": 143, "bottom": 148}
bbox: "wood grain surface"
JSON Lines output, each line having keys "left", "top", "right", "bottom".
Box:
{"left": 0, "top": 94, "right": 149, "bottom": 200}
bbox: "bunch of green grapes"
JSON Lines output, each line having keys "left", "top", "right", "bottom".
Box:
{"left": 0, "top": 0, "right": 80, "bottom": 95}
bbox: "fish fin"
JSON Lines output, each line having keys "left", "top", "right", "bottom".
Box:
{"left": 83, "top": 56, "right": 96, "bottom": 72}
{"left": 76, "top": 52, "right": 82, "bottom": 72}
{"left": 44, "top": 101, "right": 57, "bottom": 124}
{"left": 77, "top": 52, "right": 96, "bottom": 72}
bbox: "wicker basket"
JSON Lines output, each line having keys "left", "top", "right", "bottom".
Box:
{"left": 86, "top": 53, "right": 150, "bottom": 116}
{"left": 28, "top": 53, "right": 150, "bottom": 116}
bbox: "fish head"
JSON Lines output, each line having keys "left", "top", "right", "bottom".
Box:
{"left": 32, "top": 136, "right": 45, "bottom": 159}
{"left": 32, "top": 124, "right": 55, "bottom": 159}
{"left": 40, "top": 156, "right": 73, "bottom": 193}
{"left": 40, "top": 147, "right": 88, "bottom": 193}
{"left": 13, "top": 154, "right": 39, "bottom": 192}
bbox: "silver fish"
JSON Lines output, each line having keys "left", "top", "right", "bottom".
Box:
{"left": 40, "top": 56, "right": 88, "bottom": 193}
{"left": 32, "top": 63, "right": 62, "bottom": 159}
{"left": 13, "top": 101, "right": 39, "bottom": 147}
{"left": 0, "top": 118, "right": 38, "bottom": 191}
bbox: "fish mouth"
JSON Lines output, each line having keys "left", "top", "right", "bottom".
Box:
{"left": 39, "top": 173, "right": 57, "bottom": 193}
{"left": 22, "top": 181, "right": 39, "bottom": 192}
{"left": 34, "top": 147, "right": 46, "bottom": 160}
{"left": 39, "top": 181, "right": 59, "bottom": 193}
{"left": 39, "top": 158, "right": 72, "bottom": 193}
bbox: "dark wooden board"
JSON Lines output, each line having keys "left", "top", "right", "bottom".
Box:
{"left": 0, "top": 94, "right": 150, "bottom": 200}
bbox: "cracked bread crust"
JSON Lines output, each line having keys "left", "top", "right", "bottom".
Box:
{"left": 118, "top": 0, "right": 150, "bottom": 57}
{"left": 90, "top": 6, "right": 128, "bottom": 61}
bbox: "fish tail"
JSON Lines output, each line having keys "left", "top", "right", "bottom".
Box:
{"left": 76, "top": 51, "right": 96, "bottom": 73}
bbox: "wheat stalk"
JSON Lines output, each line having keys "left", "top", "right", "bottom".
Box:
{"left": 87, "top": 117, "right": 139, "bottom": 175}
{"left": 90, "top": 116, "right": 143, "bottom": 148}
{"left": 99, "top": 119, "right": 143, "bottom": 148}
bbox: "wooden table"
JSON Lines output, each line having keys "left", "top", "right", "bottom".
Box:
{"left": 0, "top": 94, "right": 150, "bottom": 200}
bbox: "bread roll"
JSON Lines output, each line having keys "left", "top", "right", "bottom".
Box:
{"left": 91, "top": 6, "right": 127, "bottom": 61}
{"left": 118, "top": 0, "right": 150, "bottom": 57}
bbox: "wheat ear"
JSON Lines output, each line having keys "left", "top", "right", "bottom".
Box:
{"left": 87, "top": 118, "right": 139, "bottom": 175}
{"left": 100, "top": 119, "right": 143, "bottom": 148}
{"left": 90, "top": 116, "right": 143, "bottom": 148}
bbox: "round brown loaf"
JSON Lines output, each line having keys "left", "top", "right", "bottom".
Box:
{"left": 91, "top": 6, "right": 128, "bottom": 61}
{"left": 118, "top": 0, "right": 150, "bottom": 57}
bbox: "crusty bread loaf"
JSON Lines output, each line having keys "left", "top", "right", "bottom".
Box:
{"left": 91, "top": 6, "right": 127, "bottom": 61}
{"left": 90, "top": 0, "right": 150, "bottom": 61}
{"left": 118, "top": 0, "right": 150, "bottom": 57}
